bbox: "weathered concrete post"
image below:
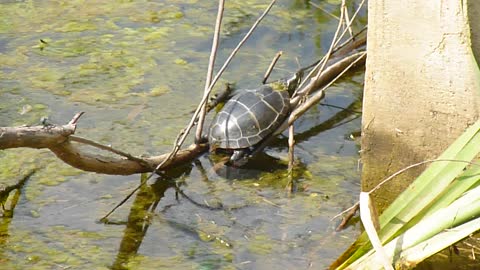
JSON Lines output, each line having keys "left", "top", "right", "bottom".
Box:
{"left": 361, "top": 0, "right": 480, "bottom": 210}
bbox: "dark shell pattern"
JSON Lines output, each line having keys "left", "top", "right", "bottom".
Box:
{"left": 209, "top": 85, "right": 290, "bottom": 149}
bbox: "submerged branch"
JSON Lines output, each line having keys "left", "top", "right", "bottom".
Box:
{"left": 0, "top": 169, "right": 36, "bottom": 217}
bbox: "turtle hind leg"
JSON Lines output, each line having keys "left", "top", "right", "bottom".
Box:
{"left": 229, "top": 149, "right": 250, "bottom": 167}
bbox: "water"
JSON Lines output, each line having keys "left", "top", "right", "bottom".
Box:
{"left": 0, "top": 0, "right": 365, "bottom": 269}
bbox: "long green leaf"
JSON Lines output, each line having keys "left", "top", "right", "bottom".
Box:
{"left": 396, "top": 217, "right": 480, "bottom": 267}
{"left": 378, "top": 121, "right": 480, "bottom": 237}
{"left": 332, "top": 120, "right": 480, "bottom": 269}
{"left": 348, "top": 185, "right": 480, "bottom": 269}
{"left": 410, "top": 164, "right": 480, "bottom": 223}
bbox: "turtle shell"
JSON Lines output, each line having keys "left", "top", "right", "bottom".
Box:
{"left": 209, "top": 85, "right": 290, "bottom": 149}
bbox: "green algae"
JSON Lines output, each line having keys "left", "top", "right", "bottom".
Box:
{"left": 0, "top": 226, "right": 115, "bottom": 270}
{"left": 247, "top": 234, "right": 274, "bottom": 255}
{"left": 0, "top": 0, "right": 364, "bottom": 269}
{"left": 149, "top": 85, "right": 171, "bottom": 97}
{"left": 143, "top": 27, "right": 171, "bottom": 42}
{"left": 0, "top": 149, "right": 83, "bottom": 206}
{"left": 174, "top": 58, "right": 189, "bottom": 66}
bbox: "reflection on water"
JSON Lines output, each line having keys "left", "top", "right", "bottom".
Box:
{"left": 210, "top": 152, "right": 288, "bottom": 180}
{"left": 0, "top": 0, "right": 365, "bottom": 269}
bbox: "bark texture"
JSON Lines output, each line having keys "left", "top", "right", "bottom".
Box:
{"left": 362, "top": 0, "right": 480, "bottom": 210}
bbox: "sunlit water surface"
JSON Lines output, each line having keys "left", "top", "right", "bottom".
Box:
{"left": 0, "top": 0, "right": 366, "bottom": 269}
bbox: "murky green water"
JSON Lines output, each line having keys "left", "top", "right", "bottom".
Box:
{"left": 0, "top": 0, "right": 365, "bottom": 269}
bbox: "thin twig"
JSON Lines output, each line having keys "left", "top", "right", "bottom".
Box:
{"left": 331, "top": 159, "right": 480, "bottom": 221}
{"left": 369, "top": 159, "right": 480, "bottom": 194}
{"left": 310, "top": 1, "right": 340, "bottom": 20}
{"left": 151, "top": 0, "right": 278, "bottom": 176}
{"left": 332, "top": 0, "right": 366, "bottom": 48}
{"left": 319, "top": 102, "right": 362, "bottom": 113}
{"left": 286, "top": 124, "right": 296, "bottom": 195}
{"left": 333, "top": 25, "right": 367, "bottom": 53}
{"left": 99, "top": 0, "right": 279, "bottom": 218}
{"left": 262, "top": 51, "right": 283, "bottom": 84}
{"left": 293, "top": 0, "right": 346, "bottom": 98}
{"left": 195, "top": 0, "right": 225, "bottom": 143}
{"left": 294, "top": 0, "right": 365, "bottom": 99}
{"left": 288, "top": 124, "right": 295, "bottom": 171}
{"left": 331, "top": 202, "right": 360, "bottom": 222}
{"left": 335, "top": 203, "right": 360, "bottom": 231}
{"left": 342, "top": 2, "right": 353, "bottom": 39}
{"left": 289, "top": 51, "right": 366, "bottom": 125}
{"left": 69, "top": 135, "right": 152, "bottom": 168}
{"left": 100, "top": 175, "right": 149, "bottom": 221}
{"left": 204, "top": 0, "right": 278, "bottom": 91}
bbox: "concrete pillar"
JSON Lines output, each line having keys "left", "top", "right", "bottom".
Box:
{"left": 361, "top": 0, "right": 480, "bottom": 210}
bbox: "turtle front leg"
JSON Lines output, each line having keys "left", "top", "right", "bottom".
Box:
{"left": 195, "top": 134, "right": 209, "bottom": 144}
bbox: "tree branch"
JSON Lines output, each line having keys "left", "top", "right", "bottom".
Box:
{"left": 0, "top": 30, "right": 365, "bottom": 176}
{"left": 49, "top": 141, "right": 206, "bottom": 175}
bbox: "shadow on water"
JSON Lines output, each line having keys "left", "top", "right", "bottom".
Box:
{"left": 108, "top": 165, "right": 238, "bottom": 269}
{"left": 109, "top": 176, "right": 174, "bottom": 270}
{"left": 208, "top": 152, "right": 288, "bottom": 181}
{"left": 273, "top": 91, "right": 363, "bottom": 148}
{"left": 106, "top": 91, "right": 361, "bottom": 268}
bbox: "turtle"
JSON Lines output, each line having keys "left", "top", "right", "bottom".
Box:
{"left": 208, "top": 72, "right": 302, "bottom": 165}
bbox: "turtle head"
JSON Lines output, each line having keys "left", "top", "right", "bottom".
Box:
{"left": 286, "top": 70, "right": 304, "bottom": 95}
{"left": 268, "top": 70, "right": 304, "bottom": 96}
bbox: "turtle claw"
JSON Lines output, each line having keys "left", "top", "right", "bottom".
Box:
{"left": 229, "top": 149, "right": 250, "bottom": 167}
{"left": 195, "top": 134, "right": 209, "bottom": 144}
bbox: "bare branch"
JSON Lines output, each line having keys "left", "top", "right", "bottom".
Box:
{"left": 294, "top": 0, "right": 366, "bottom": 100}
{"left": 331, "top": 159, "right": 480, "bottom": 221}
{"left": 288, "top": 124, "right": 295, "bottom": 171}
{"left": 289, "top": 51, "right": 366, "bottom": 124}
{"left": 50, "top": 141, "right": 207, "bottom": 175}
{"left": 294, "top": 0, "right": 346, "bottom": 97}
{"left": 342, "top": 1, "right": 354, "bottom": 39}
{"left": 69, "top": 135, "right": 151, "bottom": 167}
{"left": 263, "top": 51, "right": 283, "bottom": 84}
{"left": 68, "top": 111, "right": 85, "bottom": 125}
{"left": 332, "top": 0, "right": 366, "bottom": 48}
{"left": 151, "top": 0, "right": 278, "bottom": 173}
{"left": 0, "top": 6, "right": 366, "bottom": 177}
{"left": 195, "top": 0, "right": 225, "bottom": 143}
{"left": 0, "top": 125, "right": 75, "bottom": 149}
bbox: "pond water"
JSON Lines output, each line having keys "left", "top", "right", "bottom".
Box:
{"left": 0, "top": 0, "right": 366, "bottom": 269}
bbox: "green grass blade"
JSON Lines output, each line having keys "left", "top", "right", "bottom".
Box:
{"left": 413, "top": 164, "right": 480, "bottom": 221}
{"left": 379, "top": 120, "right": 480, "bottom": 222}
{"left": 378, "top": 124, "right": 480, "bottom": 240}
{"left": 332, "top": 120, "right": 480, "bottom": 269}
{"left": 347, "top": 185, "right": 480, "bottom": 269}
{"left": 396, "top": 217, "right": 480, "bottom": 267}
